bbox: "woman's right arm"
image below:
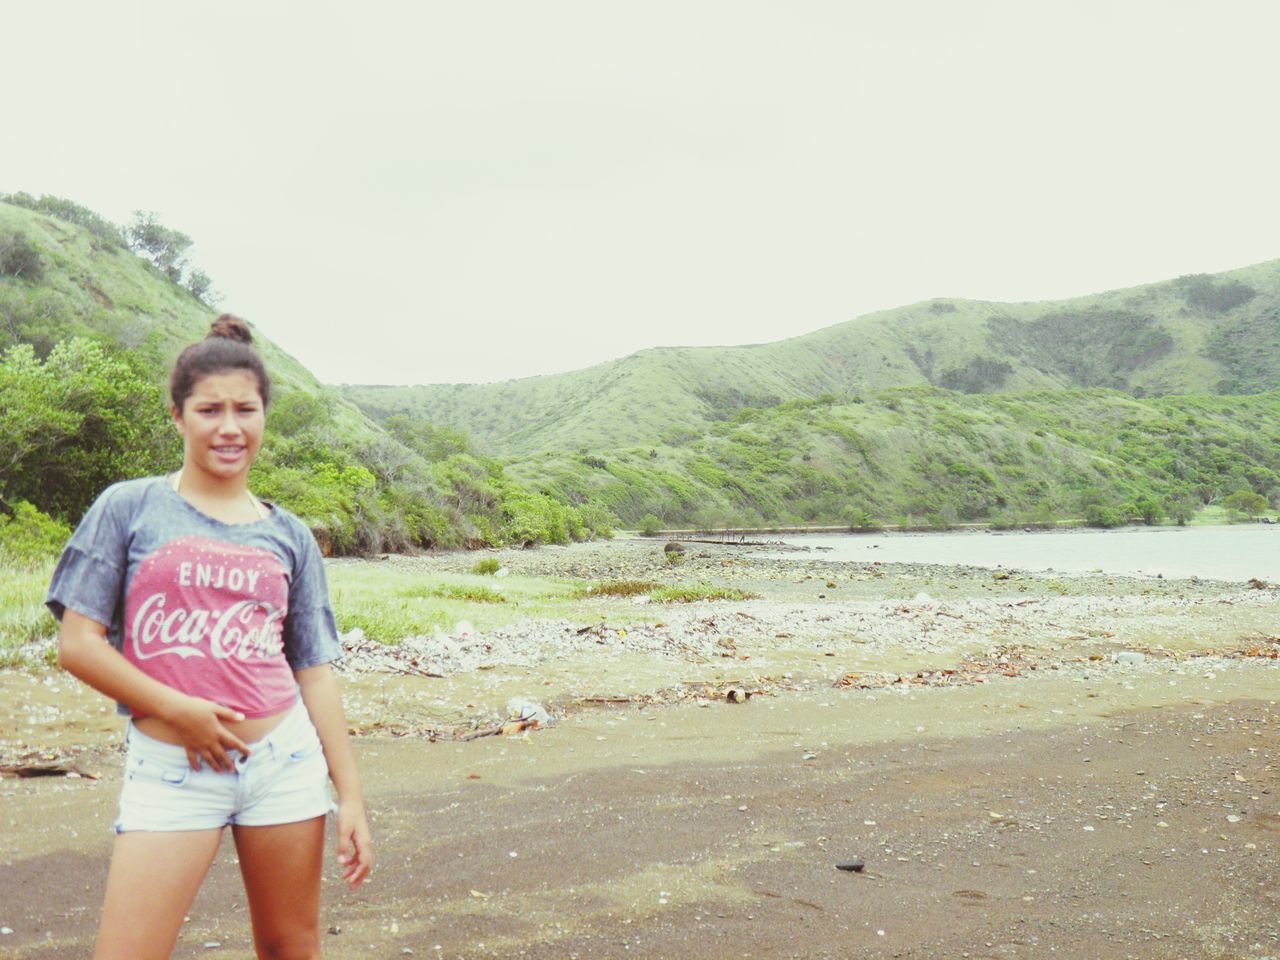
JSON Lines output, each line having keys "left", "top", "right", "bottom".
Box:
{"left": 57, "top": 609, "right": 250, "bottom": 772}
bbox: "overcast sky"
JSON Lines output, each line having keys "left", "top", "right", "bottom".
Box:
{"left": 5, "top": 1, "right": 1279, "bottom": 385}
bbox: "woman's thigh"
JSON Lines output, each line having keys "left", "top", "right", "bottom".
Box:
{"left": 95, "top": 829, "right": 223, "bottom": 960}
{"left": 233, "top": 816, "right": 326, "bottom": 959}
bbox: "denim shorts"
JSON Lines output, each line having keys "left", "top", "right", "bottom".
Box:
{"left": 114, "top": 698, "right": 333, "bottom": 833}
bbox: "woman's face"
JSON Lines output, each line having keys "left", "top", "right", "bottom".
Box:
{"left": 171, "top": 370, "right": 265, "bottom": 485}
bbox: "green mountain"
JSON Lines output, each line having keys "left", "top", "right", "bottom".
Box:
{"left": 342, "top": 259, "right": 1280, "bottom": 456}
{"left": 0, "top": 196, "right": 610, "bottom": 552}
{"left": 340, "top": 260, "right": 1280, "bottom": 529}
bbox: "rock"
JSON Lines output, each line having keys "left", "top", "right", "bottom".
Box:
{"left": 1115, "top": 651, "right": 1146, "bottom": 666}
{"left": 663, "top": 541, "right": 685, "bottom": 554}
{"left": 836, "top": 859, "right": 866, "bottom": 872}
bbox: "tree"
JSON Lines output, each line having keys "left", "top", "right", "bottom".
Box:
{"left": 126, "top": 211, "right": 193, "bottom": 282}
{"left": 1222, "top": 490, "right": 1268, "bottom": 520}
{"left": 0, "top": 339, "right": 176, "bottom": 520}
{"left": 185, "top": 268, "right": 219, "bottom": 305}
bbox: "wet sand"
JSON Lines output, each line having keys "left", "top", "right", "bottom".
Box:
{"left": 1, "top": 540, "right": 1278, "bottom": 958}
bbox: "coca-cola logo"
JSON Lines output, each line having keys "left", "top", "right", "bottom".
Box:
{"left": 131, "top": 594, "right": 285, "bottom": 661}
{"left": 125, "top": 536, "right": 288, "bottom": 665}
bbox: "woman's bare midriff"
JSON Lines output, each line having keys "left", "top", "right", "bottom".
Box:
{"left": 133, "top": 706, "right": 290, "bottom": 748}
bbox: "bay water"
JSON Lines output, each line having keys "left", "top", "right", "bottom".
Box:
{"left": 767, "top": 525, "right": 1279, "bottom": 582}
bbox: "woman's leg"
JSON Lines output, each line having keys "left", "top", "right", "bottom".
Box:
{"left": 95, "top": 829, "right": 223, "bottom": 960}
{"left": 233, "top": 816, "right": 326, "bottom": 960}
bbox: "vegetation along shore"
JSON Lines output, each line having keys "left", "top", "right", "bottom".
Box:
{"left": 5, "top": 193, "right": 1280, "bottom": 558}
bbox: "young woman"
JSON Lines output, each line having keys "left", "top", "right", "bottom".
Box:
{"left": 47, "top": 315, "right": 372, "bottom": 960}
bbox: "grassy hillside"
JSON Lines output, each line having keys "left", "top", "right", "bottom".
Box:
{"left": 343, "top": 259, "right": 1280, "bottom": 455}
{"left": 0, "top": 197, "right": 610, "bottom": 553}
{"left": 504, "top": 388, "right": 1280, "bottom": 529}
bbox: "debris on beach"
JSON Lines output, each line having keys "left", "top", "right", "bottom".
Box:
{"left": 1, "top": 757, "right": 100, "bottom": 779}
{"left": 506, "top": 697, "right": 553, "bottom": 726}
{"left": 835, "top": 644, "right": 1040, "bottom": 689}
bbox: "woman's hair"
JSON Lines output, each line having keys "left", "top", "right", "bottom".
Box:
{"left": 170, "top": 314, "right": 272, "bottom": 412}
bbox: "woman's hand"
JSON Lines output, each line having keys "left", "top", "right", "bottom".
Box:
{"left": 296, "top": 664, "right": 373, "bottom": 890}
{"left": 335, "top": 799, "right": 373, "bottom": 889}
{"left": 57, "top": 610, "right": 248, "bottom": 771}
{"left": 161, "top": 695, "right": 250, "bottom": 772}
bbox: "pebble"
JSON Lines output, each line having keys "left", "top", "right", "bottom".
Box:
{"left": 836, "top": 859, "right": 866, "bottom": 872}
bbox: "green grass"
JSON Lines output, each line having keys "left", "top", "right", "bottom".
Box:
{"left": 0, "top": 557, "right": 57, "bottom": 667}
{"left": 471, "top": 557, "right": 502, "bottom": 575}
{"left": 649, "top": 584, "right": 760, "bottom": 603}
{"left": 580, "top": 580, "right": 661, "bottom": 598}
{"left": 327, "top": 563, "right": 580, "bottom": 643}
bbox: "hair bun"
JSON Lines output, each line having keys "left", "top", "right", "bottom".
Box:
{"left": 208, "top": 314, "right": 253, "bottom": 345}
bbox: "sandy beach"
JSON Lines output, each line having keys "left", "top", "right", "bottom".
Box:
{"left": 2, "top": 539, "right": 1277, "bottom": 959}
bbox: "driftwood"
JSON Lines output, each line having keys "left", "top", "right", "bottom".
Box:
{"left": 1, "top": 762, "right": 100, "bottom": 779}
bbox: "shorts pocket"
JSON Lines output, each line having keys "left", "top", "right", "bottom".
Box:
{"left": 287, "top": 737, "right": 323, "bottom": 764}
{"left": 126, "top": 755, "right": 191, "bottom": 787}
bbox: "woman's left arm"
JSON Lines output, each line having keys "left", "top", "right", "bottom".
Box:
{"left": 296, "top": 664, "right": 373, "bottom": 890}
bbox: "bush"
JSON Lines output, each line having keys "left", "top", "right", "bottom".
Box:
{"left": 0, "top": 232, "right": 43, "bottom": 281}
{"left": 1222, "top": 490, "right": 1268, "bottom": 519}
{"left": 639, "top": 514, "right": 662, "bottom": 536}
{"left": 581, "top": 580, "right": 659, "bottom": 598}
{"left": 1083, "top": 502, "right": 1126, "bottom": 528}
{"left": 472, "top": 557, "right": 501, "bottom": 576}
{"left": 650, "top": 585, "right": 759, "bottom": 603}
{"left": 0, "top": 502, "right": 71, "bottom": 564}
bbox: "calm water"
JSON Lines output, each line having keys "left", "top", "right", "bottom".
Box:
{"left": 767, "top": 525, "right": 1279, "bottom": 582}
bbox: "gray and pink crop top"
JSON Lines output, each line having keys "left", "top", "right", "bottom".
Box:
{"left": 46, "top": 477, "right": 342, "bottom": 718}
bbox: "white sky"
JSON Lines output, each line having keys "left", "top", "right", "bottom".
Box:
{"left": 5, "top": 1, "right": 1279, "bottom": 385}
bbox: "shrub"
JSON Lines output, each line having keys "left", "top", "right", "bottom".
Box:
{"left": 0, "top": 232, "right": 43, "bottom": 280}
{"left": 440, "top": 584, "right": 505, "bottom": 603}
{"left": 1222, "top": 490, "right": 1268, "bottom": 519}
{"left": 0, "top": 502, "right": 71, "bottom": 564}
{"left": 472, "top": 557, "right": 501, "bottom": 576}
{"left": 638, "top": 514, "right": 662, "bottom": 536}
{"left": 581, "top": 580, "right": 659, "bottom": 598}
{"left": 650, "top": 585, "right": 759, "bottom": 603}
{"left": 1180, "top": 275, "right": 1256, "bottom": 314}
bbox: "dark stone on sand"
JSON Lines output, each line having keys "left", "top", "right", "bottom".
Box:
{"left": 836, "top": 859, "right": 865, "bottom": 872}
